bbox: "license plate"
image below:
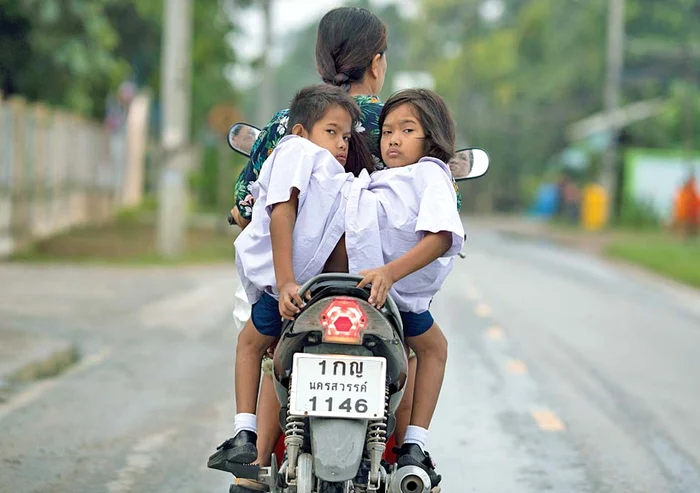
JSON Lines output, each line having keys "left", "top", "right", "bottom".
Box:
{"left": 289, "top": 353, "right": 386, "bottom": 419}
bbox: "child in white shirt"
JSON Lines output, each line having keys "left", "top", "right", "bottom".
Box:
{"left": 210, "top": 84, "right": 373, "bottom": 471}
{"left": 343, "top": 88, "right": 463, "bottom": 488}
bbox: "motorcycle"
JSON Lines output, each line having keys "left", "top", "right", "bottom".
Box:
{"left": 220, "top": 123, "right": 490, "bottom": 493}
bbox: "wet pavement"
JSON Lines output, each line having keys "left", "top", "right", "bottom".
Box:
{"left": 1, "top": 226, "right": 699, "bottom": 492}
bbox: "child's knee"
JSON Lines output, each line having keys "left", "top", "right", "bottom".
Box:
{"left": 410, "top": 323, "right": 448, "bottom": 362}
{"left": 433, "top": 326, "right": 448, "bottom": 354}
{"left": 238, "top": 320, "right": 274, "bottom": 354}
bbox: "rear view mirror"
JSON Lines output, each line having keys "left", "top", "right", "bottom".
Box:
{"left": 449, "top": 148, "right": 490, "bottom": 181}
{"left": 228, "top": 123, "right": 261, "bottom": 157}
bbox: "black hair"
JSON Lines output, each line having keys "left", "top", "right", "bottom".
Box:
{"left": 316, "top": 7, "right": 387, "bottom": 91}
{"left": 379, "top": 89, "right": 455, "bottom": 163}
{"left": 287, "top": 84, "right": 374, "bottom": 177}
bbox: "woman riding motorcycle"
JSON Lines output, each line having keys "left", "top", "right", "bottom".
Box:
{"left": 212, "top": 8, "right": 422, "bottom": 483}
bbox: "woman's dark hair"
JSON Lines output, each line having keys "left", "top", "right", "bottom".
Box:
{"left": 379, "top": 89, "right": 455, "bottom": 164}
{"left": 316, "top": 7, "right": 387, "bottom": 92}
{"left": 347, "top": 129, "right": 375, "bottom": 177}
{"left": 287, "top": 84, "right": 374, "bottom": 177}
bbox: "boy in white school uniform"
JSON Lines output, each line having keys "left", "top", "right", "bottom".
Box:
{"left": 210, "top": 84, "right": 373, "bottom": 470}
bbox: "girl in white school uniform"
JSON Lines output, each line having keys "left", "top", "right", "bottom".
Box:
{"left": 343, "top": 88, "right": 463, "bottom": 488}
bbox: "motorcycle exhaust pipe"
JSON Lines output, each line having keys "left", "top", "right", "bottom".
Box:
{"left": 387, "top": 465, "right": 431, "bottom": 493}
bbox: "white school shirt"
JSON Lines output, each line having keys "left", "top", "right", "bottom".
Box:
{"left": 234, "top": 135, "right": 353, "bottom": 304}
{"left": 345, "top": 157, "right": 464, "bottom": 313}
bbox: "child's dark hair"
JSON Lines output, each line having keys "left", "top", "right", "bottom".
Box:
{"left": 379, "top": 89, "right": 455, "bottom": 163}
{"left": 287, "top": 84, "right": 374, "bottom": 176}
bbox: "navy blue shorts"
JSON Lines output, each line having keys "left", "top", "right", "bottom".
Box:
{"left": 399, "top": 310, "right": 435, "bottom": 338}
{"left": 251, "top": 293, "right": 284, "bottom": 337}
{"left": 252, "top": 292, "right": 434, "bottom": 339}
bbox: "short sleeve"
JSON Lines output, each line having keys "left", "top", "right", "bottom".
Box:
{"left": 414, "top": 163, "right": 465, "bottom": 257}
{"left": 263, "top": 138, "right": 317, "bottom": 214}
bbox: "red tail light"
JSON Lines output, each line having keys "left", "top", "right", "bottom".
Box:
{"left": 320, "top": 297, "right": 367, "bottom": 344}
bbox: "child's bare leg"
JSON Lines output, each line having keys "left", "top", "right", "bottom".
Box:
{"left": 405, "top": 322, "right": 448, "bottom": 428}
{"left": 323, "top": 234, "right": 349, "bottom": 273}
{"left": 235, "top": 319, "right": 276, "bottom": 414}
{"left": 254, "top": 372, "right": 282, "bottom": 466}
{"left": 209, "top": 318, "right": 276, "bottom": 470}
{"left": 396, "top": 322, "right": 447, "bottom": 487}
{"left": 393, "top": 352, "right": 417, "bottom": 445}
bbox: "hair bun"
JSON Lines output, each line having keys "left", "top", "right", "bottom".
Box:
{"left": 333, "top": 73, "right": 350, "bottom": 85}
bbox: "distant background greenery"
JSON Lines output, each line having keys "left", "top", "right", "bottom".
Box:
{"left": 2, "top": 0, "right": 698, "bottom": 277}
{"left": 3, "top": 0, "right": 698, "bottom": 214}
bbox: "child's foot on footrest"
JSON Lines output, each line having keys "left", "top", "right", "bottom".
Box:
{"left": 208, "top": 430, "right": 258, "bottom": 472}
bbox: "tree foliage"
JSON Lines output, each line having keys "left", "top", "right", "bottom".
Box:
{"left": 0, "top": 0, "right": 238, "bottom": 132}
{"left": 411, "top": 0, "right": 699, "bottom": 210}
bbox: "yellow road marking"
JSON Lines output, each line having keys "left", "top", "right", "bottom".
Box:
{"left": 475, "top": 303, "right": 491, "bottom": 317}
{"left": 531, "top": 410, "right": 566, "bottom": 431}
{"left": 485, "top": 326, "right": 505, "bottom": 340}
{"left": 506, "top": 359, "right": 528, "bottom": 375}
{"left": 465, "top": 285, "right": 480, "bottom": 300}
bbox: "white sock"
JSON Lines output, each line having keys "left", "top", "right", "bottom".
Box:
{"left": 403, "top": 425, "right": 429, "bottom": 451}
{"left": 234, "top": 413, "right": 257, "bottom": 435}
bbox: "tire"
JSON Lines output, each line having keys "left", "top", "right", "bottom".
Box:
{"left": 318, "top": 480, "right": 346, "bottom": 493}
{"left": 296, "top": 453, "right": 314, "bottom": 493}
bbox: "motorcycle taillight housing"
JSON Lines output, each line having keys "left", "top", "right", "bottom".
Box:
{"left": 320, "top": 297, "right": 367, "bottom": 344}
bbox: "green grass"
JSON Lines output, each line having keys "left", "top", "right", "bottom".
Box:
{"left": 10, "top": 211, "right": 237, "bottom": 266}
{"left": 606, "top": 232, "right": 700, "bottom": 288}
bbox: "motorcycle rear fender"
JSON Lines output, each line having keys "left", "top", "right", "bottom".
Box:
{"left": 309, "top": 417, "right": 368, "bottom": 482}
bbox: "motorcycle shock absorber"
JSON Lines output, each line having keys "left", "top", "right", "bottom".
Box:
{"left": 284, "top": 398, "right": 304, "bottom": 483}
{"left": 366, "top": 384, "right": 390, "bottom": 491}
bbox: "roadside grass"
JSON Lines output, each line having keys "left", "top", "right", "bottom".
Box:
{"left": 605, "top": 231, "right": 700, "bottom": 288}
{"left": 10, "top": 208, "right": 236, "bottom": 266}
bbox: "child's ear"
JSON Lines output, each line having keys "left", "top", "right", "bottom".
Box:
{"left": 291, "top": 123, "right": 308, "bottom": 138}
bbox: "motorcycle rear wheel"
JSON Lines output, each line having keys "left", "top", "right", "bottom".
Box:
{"left": 317, "top": 480, "right": 346, "bottom": 493}
{"left": 296, "top": 453, "right": 313, "bottom": 493}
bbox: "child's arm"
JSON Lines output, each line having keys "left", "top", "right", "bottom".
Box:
{"left": 270, "top": 188, "right": 304, "bottom": 319}
{"left": 357, "top": 231, "right": 452, "bottom": 308}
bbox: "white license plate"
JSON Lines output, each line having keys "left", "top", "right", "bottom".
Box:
{"left": 289, "top": 353, "right": 386, "bottom": 419}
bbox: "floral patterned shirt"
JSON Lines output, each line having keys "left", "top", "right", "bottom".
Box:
{"left": 232, "top": 94, "right": 462, "bottom": 219}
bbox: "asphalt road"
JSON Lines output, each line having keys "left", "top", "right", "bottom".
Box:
{"left": 1, "top": 226, "right": 699, "bottom": 493}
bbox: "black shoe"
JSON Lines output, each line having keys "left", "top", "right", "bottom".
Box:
{"left": 208, "top": 430, "right": 258, "bottom": 472}
{"left": 395, "top": 443, "right": 442, "bottom": 488}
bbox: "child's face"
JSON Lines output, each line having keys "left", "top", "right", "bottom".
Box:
{"left": 380, "top": 103, "right": 425, "bottom": 168}
{"left": 306, "top": 105, "right": 353, "bottom": 167}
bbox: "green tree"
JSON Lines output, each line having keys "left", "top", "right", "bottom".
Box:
{"left": 1, "top": 0, "right": 240, "bottom": 133}
{"left": 411, "top": 0, "right": 697, "bottom": 211}
{"left": 1, "top": 0, "right": 128, "bottom": 116}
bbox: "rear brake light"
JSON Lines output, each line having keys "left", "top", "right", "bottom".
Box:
{"left": 320, "top": 297, "right": 367, "bottom": 344}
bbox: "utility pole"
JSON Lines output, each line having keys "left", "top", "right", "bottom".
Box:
{"left": 157, "top": 0, "right": 193, "bottom": 258}
{"left": 256, "top": 0, "right": 274, "bottom": 125}
{"left": 600, "top": 0, "right": 625, "bottom": 222}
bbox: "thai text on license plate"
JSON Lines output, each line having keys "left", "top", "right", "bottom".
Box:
{"left": 289, "top": 353, "right": 386, "bottom": 419}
